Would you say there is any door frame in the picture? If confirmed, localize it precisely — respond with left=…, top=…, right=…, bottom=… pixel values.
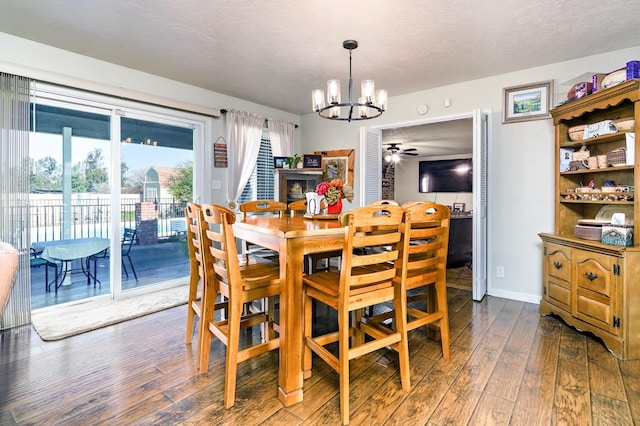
left=362, top=109, right=491, bottom=299
left=31, top=82, right=212, bottom=303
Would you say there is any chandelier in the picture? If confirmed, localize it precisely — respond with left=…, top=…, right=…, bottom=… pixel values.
left=312, top=40, right=387, bottom=122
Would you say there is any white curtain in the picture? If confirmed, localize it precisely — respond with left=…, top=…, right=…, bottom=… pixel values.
left=0, top=72, right=32, bottom=329
left=226, top=110, right=265, bottom=209
left=267, top=118, right=295, bottom=157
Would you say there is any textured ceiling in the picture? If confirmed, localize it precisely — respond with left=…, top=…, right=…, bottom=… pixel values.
left=1, top=0, right=639, bottom=157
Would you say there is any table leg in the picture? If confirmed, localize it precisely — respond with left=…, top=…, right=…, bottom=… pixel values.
left=277, top=237, right=305, bottom=407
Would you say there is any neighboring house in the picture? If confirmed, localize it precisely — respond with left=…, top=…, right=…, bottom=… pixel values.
left=143, top=166, right=178, bottom=202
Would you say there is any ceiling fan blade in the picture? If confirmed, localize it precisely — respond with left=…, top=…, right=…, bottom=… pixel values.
left=402, top=148, right=417, bottom=152
left=402, top=152, right=419, bottom=156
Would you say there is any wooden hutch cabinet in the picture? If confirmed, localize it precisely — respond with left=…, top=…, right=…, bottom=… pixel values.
left=539, top=79, right=640, bottom=359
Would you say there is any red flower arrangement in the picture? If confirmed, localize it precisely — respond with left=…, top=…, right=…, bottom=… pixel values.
left=315, top=178, right=354, bottom=213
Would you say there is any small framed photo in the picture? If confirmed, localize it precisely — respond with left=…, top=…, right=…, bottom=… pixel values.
left=503, top=80, right=553, bottom=123
left=303, top=154, right=322, bottom=169
left=453, top=202, right=465, bottom=213
left=273, top=156, right=288, bottom=169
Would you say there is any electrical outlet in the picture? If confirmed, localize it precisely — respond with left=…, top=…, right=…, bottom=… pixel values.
left=496, top=266, right=505, bottom=278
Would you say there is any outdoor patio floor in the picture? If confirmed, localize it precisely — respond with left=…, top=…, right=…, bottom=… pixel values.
left=30, top=240, right=190, bottom=310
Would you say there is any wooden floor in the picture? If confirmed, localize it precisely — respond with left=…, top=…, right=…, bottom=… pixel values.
left=2, top=286, right=640, bottom=425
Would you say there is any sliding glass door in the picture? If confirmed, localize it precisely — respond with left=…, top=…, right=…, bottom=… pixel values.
left=30, top=83, right=208, bottom=308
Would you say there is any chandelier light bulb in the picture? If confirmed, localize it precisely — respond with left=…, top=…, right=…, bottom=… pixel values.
left=375, top=89, right=387, bottom=111
left=312, top=89, right=325, bottom=111
left=327, top=80, right=341, bottom=105
left=361, top=80, right=375, bottom=104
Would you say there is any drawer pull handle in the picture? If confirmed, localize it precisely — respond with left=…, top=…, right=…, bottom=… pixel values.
left=585, top=272, right=598, bottom=281
left=553, top=261, right=563, bottom=270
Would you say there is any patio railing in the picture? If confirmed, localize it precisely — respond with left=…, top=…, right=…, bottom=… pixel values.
left=29, top=197, right=186, bottom=243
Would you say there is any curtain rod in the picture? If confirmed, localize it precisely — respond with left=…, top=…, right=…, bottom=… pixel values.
left=220, top=109, right=298, bottom=128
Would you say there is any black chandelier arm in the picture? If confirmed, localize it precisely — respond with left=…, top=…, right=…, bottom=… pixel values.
left=315, top=102, right=384, bottom=122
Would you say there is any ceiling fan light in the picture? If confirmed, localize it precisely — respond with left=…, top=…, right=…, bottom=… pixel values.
left=327, top=79, right=341, bottom=105
left=375, top=89, right=387, bottom=111
left=384, top=152, right=392, bottom=162
left=392, top=153, right=400, bottom=162
left=312, top=89, right=325, bottom=111
left=361, top=80, right=375, bottom=104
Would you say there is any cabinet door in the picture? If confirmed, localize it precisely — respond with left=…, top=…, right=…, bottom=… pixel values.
left=543, top=243, right=572, bottom=311
left=573, top=250, right=618, bottom=333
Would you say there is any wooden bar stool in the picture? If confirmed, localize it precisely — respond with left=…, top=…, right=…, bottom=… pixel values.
left=302, top=204, right=411, bottom=425
left=198, top=203, right=281, bottom=408
left=368, top=201, right=452, bottom=360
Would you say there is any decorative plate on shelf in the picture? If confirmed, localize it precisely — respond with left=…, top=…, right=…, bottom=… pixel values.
left=595, top=205, right=634, bottom=224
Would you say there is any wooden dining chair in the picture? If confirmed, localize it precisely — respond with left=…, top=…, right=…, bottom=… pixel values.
left=302, top=204, right=411, bottom=425
left=184, top=202, right=208, bottom=346
left=239, top=199, right=287, bottom=219
left=367, top=202, right=452, bottom=360
left=288, top=198, right=340, bottom=272
left=369, top=199, right=400, bottom=206
left=238, top=200, right=287, bottom=259
left=199, top=203, right=281, bottom=408
left=287, top=198, right=309, bottom=216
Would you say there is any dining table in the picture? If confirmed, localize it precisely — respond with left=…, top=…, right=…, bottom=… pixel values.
left=233, top=213, right=345, bottom=407
left=31, top=237, right=110, bottom=290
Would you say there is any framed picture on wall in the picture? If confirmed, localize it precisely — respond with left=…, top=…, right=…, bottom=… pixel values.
left=303, top=154, right=322, bottom=168
left=314, top=149, right=355, bottom=187
left=273, top=156, right=287, bottom=169
left=453, top=202, right=465, bottom=212
left=502, top=80, right=553, bottom=123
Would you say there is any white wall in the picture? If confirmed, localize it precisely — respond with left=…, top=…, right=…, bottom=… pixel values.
left=0, top=32, right=301, bottom=207
left=4, top=31, right=640, bottom=304
left=302, top=46, right=640, bottom=303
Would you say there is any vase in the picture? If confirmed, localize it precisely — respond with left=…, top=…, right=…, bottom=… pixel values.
left=326, top=199, right=342, bottom=215
left=305, top=192, right=324, bottom=215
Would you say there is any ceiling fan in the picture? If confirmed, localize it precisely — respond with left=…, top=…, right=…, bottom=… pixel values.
left=383, top=142, right=419, bottom=156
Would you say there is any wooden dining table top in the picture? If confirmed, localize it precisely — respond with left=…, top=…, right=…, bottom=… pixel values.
left=233, top=213, right=346, bottom=407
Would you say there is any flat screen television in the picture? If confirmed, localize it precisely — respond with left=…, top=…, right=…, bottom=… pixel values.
left=418, top=158, right=473, bottom=192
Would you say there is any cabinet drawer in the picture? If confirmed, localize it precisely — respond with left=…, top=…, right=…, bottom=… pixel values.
left=576, top=289, right=614, bottom=332
left=575, top=251, right=613, bottom=298
left=547, top=278, right=571, bottom=311
left=546, top=243, right=571, bottom=282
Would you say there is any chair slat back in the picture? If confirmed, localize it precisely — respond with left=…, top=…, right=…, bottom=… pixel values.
left=239, top=200, right=287, bottom=219
left=201, top=204, right=241, bottom=297
left=288, top=199, right=308, bottom=216
left=404, top=202, right=450, bottom=288
left=369, top=199, right=400, bottom=206
left=338, top=205, right=410, bottom=291
left=121, top=228, right=136, bottom=254
left=185, top=202, right=204, bottom=284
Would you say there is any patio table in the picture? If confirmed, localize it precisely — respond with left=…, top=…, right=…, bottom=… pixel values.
left=32, top=238, right=110, bottom=292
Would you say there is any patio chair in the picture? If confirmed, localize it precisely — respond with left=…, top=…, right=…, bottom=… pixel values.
left=91, top=227, right=138, bottom=281
left=30, top=247, right=58, bottom=292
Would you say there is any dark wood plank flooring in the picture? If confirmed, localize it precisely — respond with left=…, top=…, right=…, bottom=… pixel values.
left=2, top=286, right=640, bottom=425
